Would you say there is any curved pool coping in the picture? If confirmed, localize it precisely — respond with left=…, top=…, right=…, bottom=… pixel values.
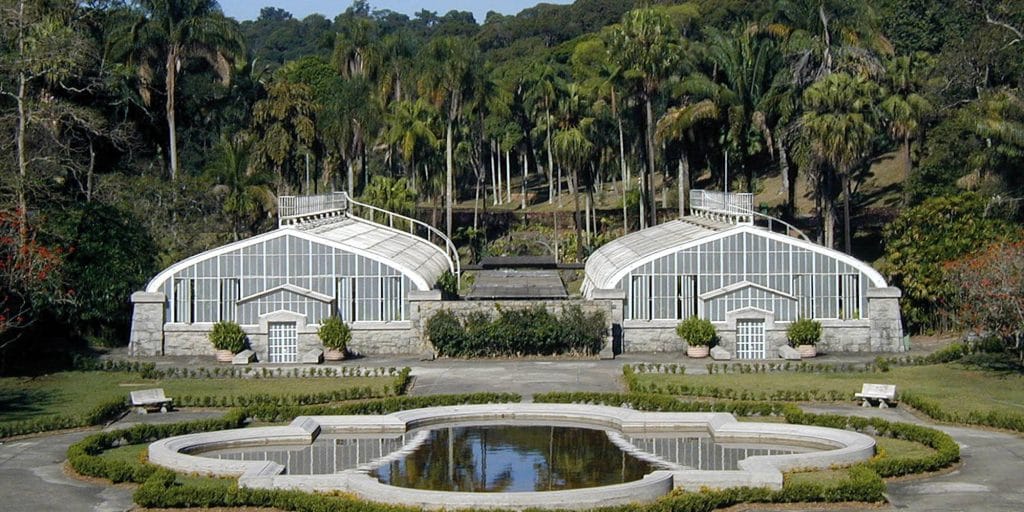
left=148, top=403, right=875, bottom=510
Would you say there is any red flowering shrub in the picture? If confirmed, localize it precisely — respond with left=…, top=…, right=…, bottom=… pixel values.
left=944, top=240, right=1024, bottom=361
left=0, top=210, right=70, bottom=349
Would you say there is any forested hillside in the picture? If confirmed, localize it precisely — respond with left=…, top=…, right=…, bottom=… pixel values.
left=1, top=0, right=1022, bottom=366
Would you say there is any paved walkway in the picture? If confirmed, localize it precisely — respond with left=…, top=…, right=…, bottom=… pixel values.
left=0, top=358, right=1021, bottom=511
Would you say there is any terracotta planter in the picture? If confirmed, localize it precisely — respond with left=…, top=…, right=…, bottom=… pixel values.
left=215, top=349, right=234, bottom=363
left=324, top=348, right=346, bottom=361
left=797, top=344, right=817, bottom=358
left=687, top=345, right=710, bottom=358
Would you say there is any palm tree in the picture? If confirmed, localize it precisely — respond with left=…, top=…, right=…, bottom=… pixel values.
left=361, top=175, right=417, bottom=229
left=607, top=8, right=680, bottom=228
left=880, top=54, right=934, bottom=182
left=205, top=134, right=275, bottom=240
left=772, top=0, right=890, bottom=85
left=420, top=36, right=479, bottom=238
left=553, top=84, right=596, bottom=260
left=800, top=72, right=879, bottom=252
left=526, top=62, right=564, bottom=204
left=385, top=98, right=439, bottom=191
left=115, top=0, right=243, bottom=180
left=657, top=99, right=719, bottom=216
left=250, top=78, right=318, bottom=195
left=974, top=89, right=1024, bottom=181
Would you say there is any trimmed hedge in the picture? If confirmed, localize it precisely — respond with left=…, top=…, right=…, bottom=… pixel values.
left=425, top=304, right=606, bottom=357
left=74, top=391, right=949, bottom=512
left=2, top=366, right=416, bottom=439
left=535, top=392, right=960, bottom=480
left=68, top=409, right=248, bottom=483
left=0, top=398, right=127, bottom=439
left=67, top=393, right=521, bottom=485
left=901, top=391, right=1024, bottom=433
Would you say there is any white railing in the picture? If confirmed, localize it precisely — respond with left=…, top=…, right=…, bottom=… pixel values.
left=690, top=190, right=754, bottom=219
left=689, top=189, right=811, bottom=243
left=278, top=192, right=348, bottom=224
left=345, top=194, right=461, bottom=280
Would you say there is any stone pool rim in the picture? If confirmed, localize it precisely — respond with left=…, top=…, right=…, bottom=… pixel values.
left=148, top=403, right=875, bottom=510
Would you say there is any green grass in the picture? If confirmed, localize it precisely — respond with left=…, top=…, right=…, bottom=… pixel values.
left=0, top=371, right=393, bottom=428
left=633, top=364, right=1024, bottom=420
left=875, top=436, right=937, bottom=460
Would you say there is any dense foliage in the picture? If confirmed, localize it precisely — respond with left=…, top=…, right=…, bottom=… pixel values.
left=425, top=305, right=606, bottom=357
left=880, top=193, right=1021, bottom=331
left=2, top=0, right=1024, bottom=365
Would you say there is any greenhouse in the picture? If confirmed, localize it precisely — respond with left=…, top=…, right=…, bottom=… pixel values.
left=129, top=193, right=458, bottom=361
left=583, top=190, right=904, bottom=357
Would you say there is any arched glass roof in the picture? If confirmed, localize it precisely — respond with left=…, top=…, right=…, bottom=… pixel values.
left=145, top=215, right=452, bottom=293
left=583, top=218, right=888, bottom=297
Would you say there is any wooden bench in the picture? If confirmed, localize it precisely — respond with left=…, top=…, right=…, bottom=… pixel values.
left=854, top=383, right=897, bottom=408
left=130, top=388, right=173, bottom=414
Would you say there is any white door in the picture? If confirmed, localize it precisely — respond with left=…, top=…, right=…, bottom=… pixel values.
left=735, top=319, right=766, bottom=359
left=268, top=322, right=298, bottom=363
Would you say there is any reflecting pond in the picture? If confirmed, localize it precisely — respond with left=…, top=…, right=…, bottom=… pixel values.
left=370, top=425, right=661, bottom=492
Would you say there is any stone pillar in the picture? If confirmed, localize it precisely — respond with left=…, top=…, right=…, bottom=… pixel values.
left=868, top=287, right=905, bottom=352
left=591, top=289, right=625, bottom=358
left=408, top=289, right=443, bottom=357
left=130, top=291, right=166, bottom=356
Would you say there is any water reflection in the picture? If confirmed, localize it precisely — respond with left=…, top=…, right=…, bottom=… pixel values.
left=198, top=435, right=406, bottom=475
left=370, top=425, right=659, bottom=492
left=624, top=435, right=810, bottom=470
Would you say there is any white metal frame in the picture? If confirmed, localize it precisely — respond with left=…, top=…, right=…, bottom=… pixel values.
left=267, top=321, right=298, bottom=363
left=735, top=319, right=766, bottom=360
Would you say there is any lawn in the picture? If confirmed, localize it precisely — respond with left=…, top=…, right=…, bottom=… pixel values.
left=632, top=364, right=1024, bottom=420
left=0, top=371, right=394, bottom=428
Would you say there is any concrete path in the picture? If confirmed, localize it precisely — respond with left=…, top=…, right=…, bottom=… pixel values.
left=1, top=359, right=1021, bottom=511
left=0, top=430, right=134, bottom=512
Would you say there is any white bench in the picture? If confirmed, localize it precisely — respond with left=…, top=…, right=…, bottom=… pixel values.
left=130, top=388, right=173, bottom=414
left=854, top=383, right=897, bottom=408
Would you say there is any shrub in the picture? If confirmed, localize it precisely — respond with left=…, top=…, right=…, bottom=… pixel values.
left=317, top=316, right=350, bottom=351
left=676, top=316, right=716, bottom=346
left=425, top=305, right=606, bottom=357
left=208, top=321, right=246, bottom=353
left=787, top=318, right=822, bottom=346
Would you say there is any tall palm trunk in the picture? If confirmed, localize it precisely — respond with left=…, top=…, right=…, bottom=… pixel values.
left=678, top=153, right=690, bottom=219
left=445, top=113, right=454, bottom=238
left=166, top=45, right=179, bottom=180
left=546, top=105, right=554, bottom=203
left=842, top=171, right=852, bottom=254
left=644, top=96, right=657, bottom=227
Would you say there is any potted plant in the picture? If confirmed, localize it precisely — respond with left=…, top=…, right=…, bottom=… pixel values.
left=209, top=321, right=247, bottom=363
left=319, top=316, right=351, bottom=361
left=676, top=316, right=716, bottom=358
left=787, top=318, right=822, bottom=358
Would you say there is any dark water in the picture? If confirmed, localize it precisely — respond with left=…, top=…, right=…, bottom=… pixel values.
left=369, top=425, right=660, bottom=492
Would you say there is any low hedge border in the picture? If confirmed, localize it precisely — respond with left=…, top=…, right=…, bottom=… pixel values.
left=533, top=392, right=959, bottom=478
left=2, top=367, right=416, bottom=439
left=75, top=392, right=916, bottom=512
left=67, top=392, right=520, bottom=484
left=626, top=365, right=1024, bottom=433
left=0, top=398, right=127, bottom=439
left=132, top=464, right=885, bottom=511
left=72, top=356, right=411, bottom=380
